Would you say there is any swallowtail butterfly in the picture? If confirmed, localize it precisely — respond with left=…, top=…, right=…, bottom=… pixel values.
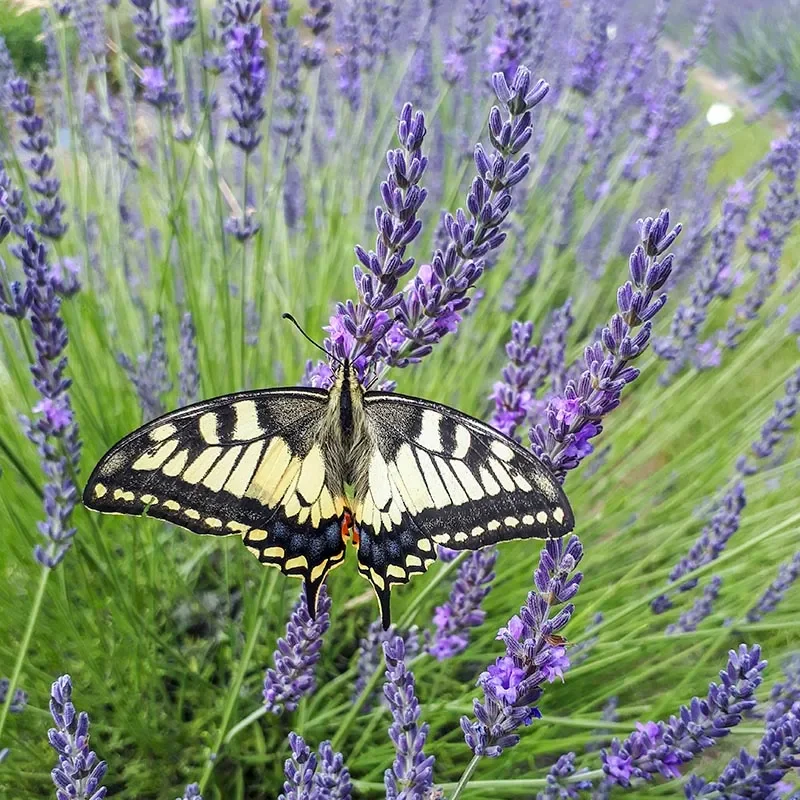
left=83, top=360, right=574, bottom=627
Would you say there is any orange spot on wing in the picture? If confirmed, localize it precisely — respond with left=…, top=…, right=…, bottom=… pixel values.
left=340, top=510, right=360, bottom=546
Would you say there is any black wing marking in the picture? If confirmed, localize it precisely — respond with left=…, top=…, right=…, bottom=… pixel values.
left=355, top=391, right=575, bottom=627
left=83, top=388, right=347, bottom=613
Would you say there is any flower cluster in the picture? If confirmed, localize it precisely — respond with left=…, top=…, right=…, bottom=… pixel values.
left=272, top=0, right=307, bottom=159
left=176, top=784, right=202, bottom=800
left=325, top=101, right=429, bottom=380
left=746, top=552, right=800, bottom=623
left=48, top=675, right=108, bottom=800
left=223, top=0, right=267, bottom=151
left=737, top=366, right=800, bottom=475
left=461, top=537, right=582, bottom=757
left=131, top=0, right=180, bottom=111
left=768, top=654, right=800, bottom=724
left=301, top=0, right=332, bottom=68
left=532, top=210, right=681, bottom=481
left=178, top=311, right=200, bottom=406
left=651, top=482, right=746, bottom=612
left=665, top=575, right=722, bottom=635
left=263, top=585, right=331, bottom=714
left=601, top=644, right=766, bottom=787
left=279, top=733, right=351, bottom=800
left=686, top=704, right=800, bottom=798
left=723, top=118, right=800, bottom=347
left=569, top=0, right=612, bottom=97
left=14, top=227, right=82, bottom=568
left=655, top=181, right=753, bottom=380
left=165, top=0, right=196, bottom=43
left=352, top=620, right=419, bottom=706
left=443, top=0, right=489, bottom=84
left=119, top=314, right=172, bottom=422
left=537, top=752, right=593, bottom=800
left=429, top=545, right=497, bottom=660
left=383, top=636, right=435, bottom=798
left=8, top=78, right=67, bottom=240
left=384, top=68, right=549, bottom=371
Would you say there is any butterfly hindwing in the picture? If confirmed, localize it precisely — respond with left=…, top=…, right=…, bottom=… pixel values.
left=354, top=392, right=574, bottom=625
left=83, top=388, right=348, bottom=612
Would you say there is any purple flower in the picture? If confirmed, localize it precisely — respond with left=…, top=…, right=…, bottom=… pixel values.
left=323, top=102, right=429, bottom=379
left=178, top=311, right=200, bottom=405
left=352, top=620, right=419, bottom=706
left=746, top=552, right=800, bottom=623
left=665, top=576, right=722, bottom=635
left=8, top=78, right=68, bottom=240
left=336, top=7, right=361, bottom=110
left=737, top=367, right=800, bottom=475
left=166, top=0, right=196, bottom=43
left=722, top=118, right=800, bottom=348
left=461, top=537, right=583, bottom=757
left=278, top=734, right=351, bottom=800
left=691, top=705, right=800, bottom=798
left=48, top=675, right=108, bottom=800
left=655, top=181, right=753, bottom=381
left=280, top=733, right=316, bottom=800
left=652, top=482, right=746, bottom=612
left=223, top=0, right=267, bottom=155
left=383, top=636, right=435, bottom=799
left=272, top=0, right=307, bottom=159
left=768, top=654, right=800, bottom=725
left=131, top=0, right=180, bottom=111
left=488, top=0, right=538, bottom=83
left=314, top=740, right=352, bottom=800
left=75, top=0, right=106, bottom=68
left=532, top=210, right=681, bottom=482
left=428, top=546, right=497, bottom=660
left=263, top=585, right=331, bottom=714
left=536, top=752, right=592, bottom=800
left=443, top=0, right=489, bottom=84
left=601, top=645, right=767, bottom=787
left=302, top=0, right=332, bottom=68
left=176, top=784, right=202, bottom=800
left=384, top=68, right=549, bottom=371
left=569, top=0, right=612, bottom=97
left=119, top=314, right=172, bottom=422
left=12, top=226, right=82, bottom=568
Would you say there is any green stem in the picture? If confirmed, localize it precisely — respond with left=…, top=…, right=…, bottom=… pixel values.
left=0, top=566, right=49, bottom=742
left=449, top=753, right=481, bottom=800
left=198, top=569, right=276, bottom=792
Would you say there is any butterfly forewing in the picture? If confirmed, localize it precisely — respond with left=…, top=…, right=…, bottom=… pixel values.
left=353, top=392, right=574, bottom=626
left=83, top=388, right=348, bottom=612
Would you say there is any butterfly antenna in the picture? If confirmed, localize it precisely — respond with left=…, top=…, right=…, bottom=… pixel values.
left=282, top=313, right=342, bottom=365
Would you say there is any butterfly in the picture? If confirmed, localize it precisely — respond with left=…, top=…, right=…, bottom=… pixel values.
left=83, top=358, right=575, bottom=628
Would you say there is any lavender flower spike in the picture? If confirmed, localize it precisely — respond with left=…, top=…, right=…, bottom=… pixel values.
left=14, top=227, right=82, bottom=568
left=326, top=102, right=429, bottom=380
left=461, top=537, right=583, bottom=758
left=737, top=366, right=800, bottom=476
left=746, top=552, right=800, bottom=623
left=429, top=546, right=497, bottom=660
left=601, top=645, right=767, bottom=787
left=176, top=784, right=202, bottom=800
left=536, top=752, right=592, bottom=800
left=687, top=704, right=800, bottom=798
left=280, top=732, right=317, bottom=800
left=383, top=636, right=435, bottom=799
left=178, top=311, right=200, bottom=406
left=352, top=621, right=419, bottom=705
left=665, top=576, right=722, bottom=635
left=314, top=741, right=352, bottom=800
left=8, top=78, right=67, bottom=240
left=386, top=67, right=549, bottom=371
left=652, top=482, right=746, bottom=612
left=48, top=675, right=108, bottom=800
left=532, top=210, right=681, bottom=482
left=264, top=585, right=331, bottom=714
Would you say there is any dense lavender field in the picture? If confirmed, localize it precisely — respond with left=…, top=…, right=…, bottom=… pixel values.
left=1, top=0, right=800, bottom=798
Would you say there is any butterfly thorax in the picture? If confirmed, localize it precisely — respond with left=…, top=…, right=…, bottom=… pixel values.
left=321, top=360, right=372, bottom=495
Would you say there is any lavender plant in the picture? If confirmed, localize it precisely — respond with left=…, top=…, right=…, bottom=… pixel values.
left=1, top=4, right=800, bottom=799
